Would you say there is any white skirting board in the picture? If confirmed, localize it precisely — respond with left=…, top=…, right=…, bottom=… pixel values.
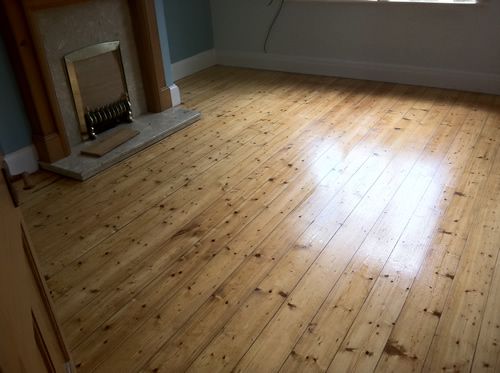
left=4, top=86, right=180, bottom=177
left=169, top=84, right=182, bottom=106
left=4, top=145, right=39, bottom=175
left=217, top=50, right=500, bottom=96
left=172, top=49, right=217, bottom=81
left=10, top=49, right=498, bottom=176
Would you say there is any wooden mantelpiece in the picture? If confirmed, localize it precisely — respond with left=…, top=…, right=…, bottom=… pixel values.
left=0, top=0, right=69, bottom=163
left=0, top=0, right=172, bottom=164
left=129, top=0, right=173, bottom=113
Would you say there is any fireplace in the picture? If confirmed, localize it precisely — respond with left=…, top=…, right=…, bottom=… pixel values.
left=1, top=0, right=200, bottom=180
left=64, top=41, right=133, bottom=140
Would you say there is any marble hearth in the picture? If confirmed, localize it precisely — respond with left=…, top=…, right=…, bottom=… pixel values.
left=5, top=0, right=200, bottom=180
left=41, top=107, right=200, bottom=180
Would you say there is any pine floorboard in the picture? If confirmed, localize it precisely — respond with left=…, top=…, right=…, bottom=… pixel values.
left=17, top=66, right=500, bottom=373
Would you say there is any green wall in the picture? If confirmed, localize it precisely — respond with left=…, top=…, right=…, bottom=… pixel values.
left=164, top=0, right=214, bottom=63
left=0, top=36, right=32, bottom=154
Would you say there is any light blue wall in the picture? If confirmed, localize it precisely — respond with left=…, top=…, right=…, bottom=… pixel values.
left=0, top=2, right=209, bottom=155
left=156, top=0, right=175, bottom=86
left=163, top=0, right=214, bottom=63
left=0, top=37, right=32, bottom=155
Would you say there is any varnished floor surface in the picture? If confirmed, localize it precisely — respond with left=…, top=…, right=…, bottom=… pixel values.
left=19, top=67, right=500, bottom=372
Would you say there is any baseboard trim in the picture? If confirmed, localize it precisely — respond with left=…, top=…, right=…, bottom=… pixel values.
left=169, top=84, right=182, bottom=106
left=217, top=51, right=500, bottom=95
left=4, top=145, right=39, bottom=175
left=172, top=49, right=217, bottom=81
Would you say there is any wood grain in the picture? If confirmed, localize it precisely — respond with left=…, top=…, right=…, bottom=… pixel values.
left=80, top=128, right=139, bottom=158
left=19, top=67, right=500, bottom=373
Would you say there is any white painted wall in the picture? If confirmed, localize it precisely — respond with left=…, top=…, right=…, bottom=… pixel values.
left=210, top=0, right=500, bottom=94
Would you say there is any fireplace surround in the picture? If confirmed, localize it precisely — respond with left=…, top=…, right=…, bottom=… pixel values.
left=1, top=0, right=200, bottom=179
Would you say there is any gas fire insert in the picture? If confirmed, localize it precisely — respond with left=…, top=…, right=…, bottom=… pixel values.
left=65, top=41, right=132, bottom=141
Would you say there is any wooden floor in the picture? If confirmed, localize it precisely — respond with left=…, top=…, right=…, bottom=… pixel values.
left=18, top=67, right=500, bottom=373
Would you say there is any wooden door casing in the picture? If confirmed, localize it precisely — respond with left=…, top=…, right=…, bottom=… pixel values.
left=0, top=169, right=73, bottom=373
